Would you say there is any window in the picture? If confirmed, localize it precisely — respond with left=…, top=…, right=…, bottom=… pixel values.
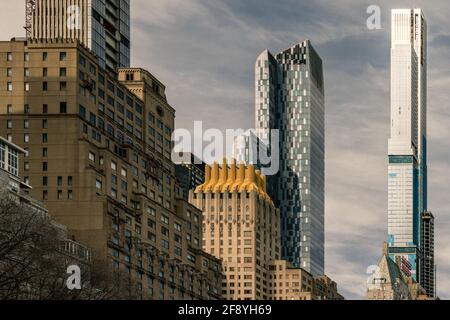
left=42, top=82, right=48, bottom=91
left=7, top=52, right=12, bottom=61
left=121, top=167, right=127, bottom=177
left=57, top=176, right=63, bottom=186
left=43, top=104, right=48, bottom=114
left=79, top=105, right=86, bottom=119
left=58, top=190, right=63, bottom=200
left=24, top=83, right=30, bottom=91
left=42, top=134, right=48, bottom=143
left=60, top=81, right=67, bottom=91
left=161, top=215, right=169, bottom=225
left=7, top=120, right=12, bottom=129
left=88, top=151, right=96, bottom=162
left=7, top=104, right=12, bottom=114
left=111, top=188, right=117, bottom=198
left=6, top=68, right=12, bottom=77
left=148, top=232, right=156, bottom=242
left=187, top=254, right=196, bottom=263
left=7, top=82, right=12, bottom=91
left=106, top=108, right=114, bottom=119
left=161, top=227, right=169, bottom=237
left=161, top=239, right=169, bottom=250
left=60, top=52, right=67, bottom=61
left=96, top=179, right=102, bottom=190
left=68, top=176, right=73, bottom=186
left=135, top=102, right=143, bottom=114
left=98, top=73, right=105, bottom=85
left=107, top=95, right=115, bottom=106
left=60, top=102, right=67, bottom=113
left=60, top=68, right=67, bottom=77
left=24, top=134, right=30, bottom=143
left=24, top=68, right=30, bottom=77
left=43, top=68, right=48, bottom=77
left=43, top=176, right=48, bottom=186
left=42, top=148, right=48, bottom=157
left=111, top=161, right=117, bottom=171
left=42, top=119, right=48, bottom=129
left=24, top=104, right=30, bottom=114
left=147, top=206, right=156, bottom=217
left=24, top=53, right=29, bottom=61
left=68, top=190, right=73, bottom=200
left=42, top=162, right=48, bottom=172
left=43, top=190, right=48, bottom=200
left=23, top=120, right=29, bottom=129
left=89, top=63, right=96, bottom=75
left=117, top=88, right=124, bottom=100
left=89, top=113, right=96, bottom=125
left=174, top=222, right=182, bottom=232
left=42, top=52, right=48, bottom=61
left=107, top=81, right=115, bottom=93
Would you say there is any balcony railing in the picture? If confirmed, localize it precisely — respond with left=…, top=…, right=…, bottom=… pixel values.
left=60, top=240, right=92, bottom=264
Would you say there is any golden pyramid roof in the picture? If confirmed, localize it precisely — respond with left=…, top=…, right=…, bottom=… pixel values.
left=194, top=159, right=273, bottom=204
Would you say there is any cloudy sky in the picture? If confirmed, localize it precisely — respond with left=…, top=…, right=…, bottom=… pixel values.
left=1, top=0, right=449, bottom=299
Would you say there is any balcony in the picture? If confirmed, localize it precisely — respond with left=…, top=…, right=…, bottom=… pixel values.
left=60, top=240, right=92, bottom=264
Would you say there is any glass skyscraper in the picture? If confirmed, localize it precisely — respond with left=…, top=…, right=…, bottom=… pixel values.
left=388, top=9, right=428, bottom=285
left=255, top=40, right=325, bottom=275
left=31, top=0, right=130, bottom=74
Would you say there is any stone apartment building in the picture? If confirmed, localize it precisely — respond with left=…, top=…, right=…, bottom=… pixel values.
left=190, top=160, right=343, bottom=300
left=0, top=38, right=221, bottom=300
left=190, top=160, right=280, bottom=300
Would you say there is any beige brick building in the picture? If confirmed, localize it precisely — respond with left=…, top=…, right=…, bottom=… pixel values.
left=269, top=260, right=314, bottom=300
left=190, top=160, right=280, bottom=300
left=190, top=160, right=343, bottom=300
left=0, top=38, right=221, bottom=300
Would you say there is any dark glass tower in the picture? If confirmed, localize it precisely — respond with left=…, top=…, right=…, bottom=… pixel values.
left=255, top=40, right=325, bottom=275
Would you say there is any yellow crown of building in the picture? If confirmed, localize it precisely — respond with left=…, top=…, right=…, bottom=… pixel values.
left=194, top=159, right=272, bottom=204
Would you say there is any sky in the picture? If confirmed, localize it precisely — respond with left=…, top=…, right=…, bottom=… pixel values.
left=1, top=0, right=449, bottom=299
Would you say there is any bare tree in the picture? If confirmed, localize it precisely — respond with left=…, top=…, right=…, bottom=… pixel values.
left=0, top=196, right=136, bottom=300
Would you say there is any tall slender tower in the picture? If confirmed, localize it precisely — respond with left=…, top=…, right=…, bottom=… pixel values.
left=388, top=9, right=428, bottom=285
left=29, top=0, right=131, bottom=74
left=255, top=40, right=325, bottom=275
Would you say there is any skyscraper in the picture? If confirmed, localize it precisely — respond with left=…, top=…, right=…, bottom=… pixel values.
left=255, top=40, right=325, bottom=275
left=420, top=211, right=435, bottom=298
left=30, top=0, right=130, bottom=74
left=388, top=9, right=428, bottom=285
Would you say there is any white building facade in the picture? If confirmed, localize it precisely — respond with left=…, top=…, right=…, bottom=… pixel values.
left=388, top=9, right=428, bottom=285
